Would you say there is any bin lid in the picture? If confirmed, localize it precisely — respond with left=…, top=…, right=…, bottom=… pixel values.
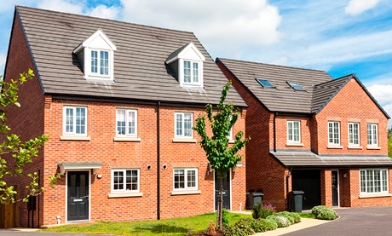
left=252, top=192, right=264, bottom=196
left=291, top=190, right=304, bottom=194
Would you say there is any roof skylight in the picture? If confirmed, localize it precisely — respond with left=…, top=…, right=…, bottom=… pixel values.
left=256, top=79, right=274, bottom=87
left=287, top=82, right=305, bottom=91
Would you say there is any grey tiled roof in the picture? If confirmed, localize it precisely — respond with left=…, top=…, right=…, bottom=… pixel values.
left=217, top=58, right=333, bottom=113
left=271, top=151, right=392, bottom=167
left=15, top=6, right=246, bottom=107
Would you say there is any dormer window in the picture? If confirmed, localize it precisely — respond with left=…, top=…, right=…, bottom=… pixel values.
left=73, top=29, right=116, bottom=81
left=166, top=42, right=205, bottom=87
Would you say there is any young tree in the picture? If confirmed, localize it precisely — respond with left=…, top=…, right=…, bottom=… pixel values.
left=388, top=127, right=392, bottom=157
left=193, top=81, right=249, bottom=230
left=0, top=69, right=50, bottom=204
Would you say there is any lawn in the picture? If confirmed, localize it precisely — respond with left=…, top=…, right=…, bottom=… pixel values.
left=41, top=212, right=252, bottom=236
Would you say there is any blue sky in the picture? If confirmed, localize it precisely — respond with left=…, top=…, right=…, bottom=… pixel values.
left=0, top=0, right=391, bottom=126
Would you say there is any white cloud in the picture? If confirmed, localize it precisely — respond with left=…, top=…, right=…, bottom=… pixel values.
left=0, top=52, right=6, bottom=75
left=37, top=0, right=84, bottom=14
left=120, top=0, right=281, bottom=51
left=345, top=0, right=380, bottom=15
left=88, top=4, right=121, bottom=20
left=367, top=84, right=392, bottom=105
left=383, top=103, right=392, bottom=127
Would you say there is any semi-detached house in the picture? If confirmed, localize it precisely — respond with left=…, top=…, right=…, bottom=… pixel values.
left=217, top=58, right=392, bottom=211
left=3, top=6, right=247, bottom=227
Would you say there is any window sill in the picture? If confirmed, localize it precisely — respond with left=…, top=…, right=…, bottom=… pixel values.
left=358, top=193, right=391, bottom=199
left=60, top=136, right=91, bottom=141
left=171, top=190, right=201, bottom=195
left=348, top=146, right=362, bottom=149
left=108, top=192, right=143, bottom=198
left=367, top=146, right=381, bottom=150
left=172, top=138, right=197, bottom=143
left=229, top=140, right=234, bottom=144
left=327, top=145, right=343, bottom=149
left=113, top=137, right=141, bottom=142
left=286, top=143, right=304, bottom=147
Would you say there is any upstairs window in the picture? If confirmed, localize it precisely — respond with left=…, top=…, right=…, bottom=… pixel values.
left=166, top=42, right=205, bottom=87
left=63, top=107, right=87, bottom=136
left=328, top=121, right=340, bottom=145
left=287, top=82, right=305, bottom=91
left=175, top=112, right=193, bottom=139
left=287, top=121, right=300, bottom=143
left=256, top=79, right=274, bottom=87
left=91, top=50, right=109, bottom=75
left=116, top=109, right=137, bottom=137
left=348, top=122, right=360, bottom=146
left=73, top=29, right=116, bottom=81
left=367, top=124, right=378, bottom=146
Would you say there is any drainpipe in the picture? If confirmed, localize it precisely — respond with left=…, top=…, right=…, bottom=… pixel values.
left=273, top=112, right=277, bottom=152
left=157, top=101, right=161, bottom=220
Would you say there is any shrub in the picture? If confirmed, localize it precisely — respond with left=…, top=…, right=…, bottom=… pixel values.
left=266, top=215, right=291, bottom=227
left=258, top=218, right=278, bottom=231
left=252, top=202, right=276, bottom=219
left=291, top=212, right=301, bottom=223
left=317, top=209, right=337, bottom=220
left=222, top=208, right=229, bottom=226
left=311, top=205, right=337, bottom=220
left=311, top=205, right=330, bottom=216
left=223, top=218, right=255, bottom=236
left=206, top=221, right=216, bottom=236
left=275, top=211, right=294, bottom=224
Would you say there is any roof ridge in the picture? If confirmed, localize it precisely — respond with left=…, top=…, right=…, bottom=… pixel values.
left=217, top=57, right=328, bottom=73
left=314, top=74, right=351, bottom=87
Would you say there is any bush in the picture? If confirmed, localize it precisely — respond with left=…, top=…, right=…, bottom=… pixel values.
left=266, top=215, right=291, bottom=227
left=291, top=212, right=302, bottom=223
left=311, top=205, right=337, bottom=220
left=258, top=218, right=278, bottom=231
left=252, top=202, right=276, bottom=219
left=275, top=211, right=294, bottom=224
left=223, top=218, right=255, bottom=236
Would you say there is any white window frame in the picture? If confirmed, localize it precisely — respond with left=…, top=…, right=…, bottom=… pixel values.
left=328, top=121, right=340, bottom=145
left=173, top=168, right=198, bottom=191
left=116, top=109, right=137, bottom=137
left=367, top=123, right=378, bottom=146
left=63, top=106, right=87, bottom=136
left=360, top=169, right=388, bottom=194
left=174, top=112, right=193, bottom=139
left=111, top=169, right=140, bottom=193
left=348, top=122, right=360, bottom=146
left=90, top=50, right=110, bottom=76
left=179, top=59, right=203, bottom=87
left=287, top=120, right=301, bottom=143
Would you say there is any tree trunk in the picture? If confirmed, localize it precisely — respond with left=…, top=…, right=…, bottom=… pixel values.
left=217, top=176, right=224, bottom=231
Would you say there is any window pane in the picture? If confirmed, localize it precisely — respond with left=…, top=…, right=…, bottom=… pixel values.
left=193, top=63, right=199, bottom=83
left=367, top=124, right=372, bottom=145
left=91, top=51, right=98, bottom=73
left=360, top=170, right=366, bottom=193
left=174, top=169, right=185, bottom=189
left=176, top=114, right=183, bottom=136
left=184, top=114, right=192, bottom=137
left=100, top=51, right=109, bottom=75
left=293, top=121, right=299, bottom=142
left=184, top=61, right=191, bottom=83
left=117, top=110, right=126, bottom=135
left=66, top=108, right=73, bottom=133
left=373, top=125, right=377, bottom=145
left=126, top=170, right=138, bottom=191
left=366, top=170, right=373, bottom=193
left=113, top=171, right=124, bottom=190
left=288, top=122, right=293, bottom=141
left=76, top=108, right=86, bottom=134
left=128, top=111, right=136, bottom=135
left=382, top=170, right=388, bottom=191
left=187, top=170, right=196, bottom=188
left=328, top=123, right=333, bottom=143
left=80, top=174, right=86, bottom=197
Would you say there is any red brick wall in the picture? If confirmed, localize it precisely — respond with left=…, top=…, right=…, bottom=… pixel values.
left=274, top=116, right=311, bottom=150
left=314, top=78, right=389, bottom=155
left=2, top=15, right=45, bottom=228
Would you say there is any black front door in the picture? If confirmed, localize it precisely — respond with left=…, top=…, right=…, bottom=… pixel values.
left=67, top=171, right=89, bottom=221
left=215, top=171, right=231, bottom=210
left=332, top=171, right=339, bottom=206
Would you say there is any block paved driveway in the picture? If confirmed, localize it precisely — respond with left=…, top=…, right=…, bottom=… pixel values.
left=284, top=206, right=392, bottom=236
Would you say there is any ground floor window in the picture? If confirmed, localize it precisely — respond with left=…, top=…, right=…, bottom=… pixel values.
left=173, top=168, right=198, bottom=190
left=111, top=169, right=139, bottom=192
left=360, top=169, right=388, bottom=194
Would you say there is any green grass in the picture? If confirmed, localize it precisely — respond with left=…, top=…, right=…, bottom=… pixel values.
left=298, top=212, right=315, bottom=219
left=41, top=212, right=252, bottom=236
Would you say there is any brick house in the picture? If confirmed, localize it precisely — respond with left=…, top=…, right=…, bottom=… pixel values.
left=217, top=58, right=392, bottom=211
left=2, top=6, right=247, bottom=227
